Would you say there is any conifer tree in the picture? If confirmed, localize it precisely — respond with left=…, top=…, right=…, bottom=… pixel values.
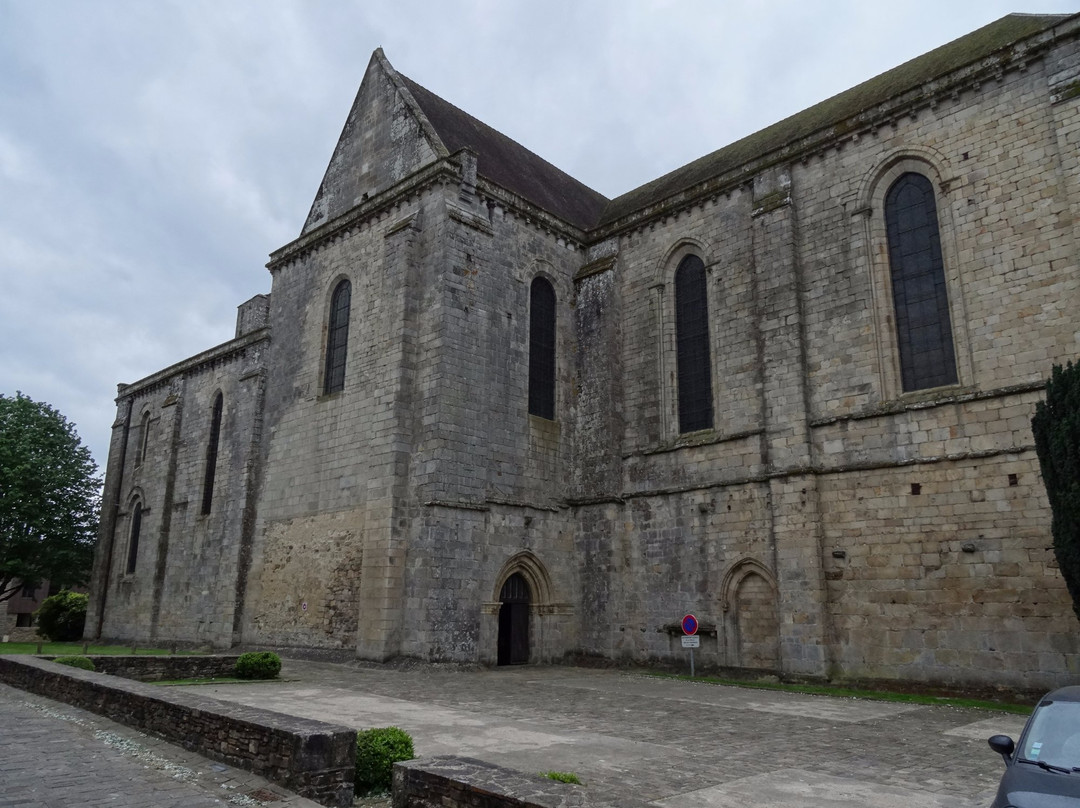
left=1032, top=362, right=1080, bottom=624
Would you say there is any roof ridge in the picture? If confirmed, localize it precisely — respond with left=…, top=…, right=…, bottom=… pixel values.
left=597, top=11, right=1076, bottom=228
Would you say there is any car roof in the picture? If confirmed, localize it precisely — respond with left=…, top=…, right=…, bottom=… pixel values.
left=1041, top=686, right=1080, bottom=704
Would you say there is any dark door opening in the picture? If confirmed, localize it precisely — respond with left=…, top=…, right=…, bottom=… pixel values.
left=497, top=572, right=530, bottom=666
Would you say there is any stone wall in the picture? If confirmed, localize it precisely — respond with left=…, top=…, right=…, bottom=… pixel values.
left=87, top=330, right=268, bottom=649
left=566, top=25, right=1080, bottom=689
left=0, top=655, right=354, bottom=807
left=393, top=756, right=641, bottom=808
left=46, top=653, right=242, bottom=682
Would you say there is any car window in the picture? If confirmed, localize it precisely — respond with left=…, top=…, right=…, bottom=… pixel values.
left=1022, top=701, right=1080, bottom=768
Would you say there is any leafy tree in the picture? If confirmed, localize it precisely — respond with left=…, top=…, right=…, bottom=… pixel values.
left=0, top=392, right=100, bottom=603
left=1032, top=362, right=1080, bottom=624
left=36, top=591, right=89, bottom=641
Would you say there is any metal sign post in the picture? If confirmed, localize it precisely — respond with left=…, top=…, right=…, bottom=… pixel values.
left=681, top=614, right=699, bottom=677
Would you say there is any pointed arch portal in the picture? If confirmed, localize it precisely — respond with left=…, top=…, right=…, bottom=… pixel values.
left=497, top=572, right=531, bottom=665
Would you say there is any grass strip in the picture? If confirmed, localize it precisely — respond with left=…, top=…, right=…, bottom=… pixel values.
left=640, top=671, right=1034, bottom=715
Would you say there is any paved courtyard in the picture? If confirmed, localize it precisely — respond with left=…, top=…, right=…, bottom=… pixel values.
left=196, top=659, right=1027, bottom=807
left=0, top=681, right=321, bottom=808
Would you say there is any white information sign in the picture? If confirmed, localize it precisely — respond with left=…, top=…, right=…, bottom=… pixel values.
left=681, top=635, right=700, bottom=648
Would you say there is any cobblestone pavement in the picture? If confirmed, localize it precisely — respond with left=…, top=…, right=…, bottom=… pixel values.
left=0, top=682, right=323, bottom=808
left=196, top=660, right=1030, bottom=808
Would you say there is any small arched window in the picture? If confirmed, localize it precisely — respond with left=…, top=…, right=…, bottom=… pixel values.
left=201, top=393, right=223, bottom=515
left=528, top=277, right=556, bottom=420
left=675, top=255, right=713, bottom=433
left=884, top=173, right=958, bottom=391
left=126, top=501, right=142, bottom=575
left=324, top=280, right=352, bottom=395
left=137, top=410, right=151, bottom=466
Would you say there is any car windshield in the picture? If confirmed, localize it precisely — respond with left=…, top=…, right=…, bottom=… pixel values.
left=1021, top=700, right=1080, bottom=770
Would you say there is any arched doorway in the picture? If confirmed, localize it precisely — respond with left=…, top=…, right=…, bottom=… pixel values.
left=720, top=558, right=780, bottom=671
left=497, top=572, right=530, bottom=665
left=733, top=571, right=779, bottom=669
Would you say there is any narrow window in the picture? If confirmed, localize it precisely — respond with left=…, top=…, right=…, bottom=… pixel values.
left=675, top=255, right=713, bottom=432
left=884, top=173, right=958, bottom=391
left=137, top=410, right=151, bottom=466
left=528, top=277, right=556, bottom=419
left=126, top=501, right=142, bottom=575
left=201, top=393, right=223, bottom=515
left=324, top=280, right=352, bottom=394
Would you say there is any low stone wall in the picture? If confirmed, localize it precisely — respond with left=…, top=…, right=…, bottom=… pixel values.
left=393, top=757, right=602, bottom=808
left=0, top=655, right=355, bottom=807
left=44, top=653, right=241, bottom=682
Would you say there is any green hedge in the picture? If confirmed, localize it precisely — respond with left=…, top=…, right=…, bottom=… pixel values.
left=234, top=651, right=281, bottom=680
left=355, top=726, right=414, bottom=793
left=54, top=655, right=95, bottom=671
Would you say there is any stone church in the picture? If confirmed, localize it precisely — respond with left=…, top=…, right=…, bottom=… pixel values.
left=88, top=12, right=1080, bottom=692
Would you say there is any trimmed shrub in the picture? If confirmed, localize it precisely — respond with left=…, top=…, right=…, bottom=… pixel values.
left=234, top=651, right=281, bottom=680
left=35, top=591, right=88, bottom=641
left=355, top=726, right=414, bottom=793
left=543, top=771, right=583, bottom=785
left=54, top=656, right=95, bottom=671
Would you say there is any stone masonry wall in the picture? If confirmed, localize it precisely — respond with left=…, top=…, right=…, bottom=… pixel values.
left=576, top=34, right=1080, bottom=687
left=89, top=333, right=267, bottom=649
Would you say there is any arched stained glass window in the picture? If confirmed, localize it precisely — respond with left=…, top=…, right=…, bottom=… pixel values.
left=126, top=501, right=142, bottom=575
left=324, top=280, right=352, bottom=395
left=675, top=255, right=713, bottom=433
left=528, top=277, right=556, bottom=420
left=201, top=393, right=223, bottom=515
left=885, top=173, right=958, bottom=392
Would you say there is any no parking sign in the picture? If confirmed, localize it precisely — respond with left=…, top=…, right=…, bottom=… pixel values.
left=681, top=614, right=698, bottom=635
left=681, top=614, right=699, bottom=677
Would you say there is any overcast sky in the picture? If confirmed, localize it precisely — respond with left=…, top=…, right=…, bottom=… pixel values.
left=1, top=0, right=1076, bottom=470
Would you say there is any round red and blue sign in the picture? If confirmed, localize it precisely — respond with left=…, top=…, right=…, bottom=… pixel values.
left=681, top=614, right=698, bottom=636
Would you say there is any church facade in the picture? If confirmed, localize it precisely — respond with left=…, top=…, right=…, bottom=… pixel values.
left=88, top=13, right=1080, bottom=692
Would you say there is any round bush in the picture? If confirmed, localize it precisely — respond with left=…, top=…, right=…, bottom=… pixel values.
left=355, top=726, right=414, bottom=793
left=234, top=651, right=281, bottom=679
left=54, top=656, right=95, bottom=671
left=35, top=591, right=88, bottom=642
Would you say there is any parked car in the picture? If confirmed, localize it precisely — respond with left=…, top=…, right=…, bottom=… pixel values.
left=988, top=686, right=1080, bottom=807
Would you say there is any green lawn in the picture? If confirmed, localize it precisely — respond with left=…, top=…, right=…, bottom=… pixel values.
left=642, top=671, right=1034, bottom=714
left=0, top=641, right=199, bottom=656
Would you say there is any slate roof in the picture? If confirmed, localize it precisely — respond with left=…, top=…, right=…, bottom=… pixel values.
left=598, top=13, right=1071, bottom=227
left=400, top=76, right=610, bottom=231
left=394, top=13, right=1071, bottom=234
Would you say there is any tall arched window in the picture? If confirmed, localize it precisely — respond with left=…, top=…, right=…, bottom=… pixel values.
left=201, top=393, right=223, bottom=515
left=137, top=410, right=151, bottom=466
left=528, top=277, right=556, bottom=420
left=324, top=279, right=352, bottom=395
left=675, top=255, right=713, bottom=433
left=126, top=501, right=142, bottom=575
left=884, top=173, right=958, bottom=391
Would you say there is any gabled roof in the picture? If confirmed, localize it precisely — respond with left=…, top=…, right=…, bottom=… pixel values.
left=399, top=75, right=609, bottom=231
left=598, top=12, right=1071, bottom=227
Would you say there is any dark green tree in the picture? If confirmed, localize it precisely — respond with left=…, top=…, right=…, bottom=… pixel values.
left=1032, top=362, right=1080, bottom=624
left=0, top=393, right=100, bottom=603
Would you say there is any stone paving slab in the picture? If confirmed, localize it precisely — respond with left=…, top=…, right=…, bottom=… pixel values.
left=0, top=682, right=324, bottom=808
left=194, top=660, right=1027, bottom=807
left=653, top=770, right=979, bottom=808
